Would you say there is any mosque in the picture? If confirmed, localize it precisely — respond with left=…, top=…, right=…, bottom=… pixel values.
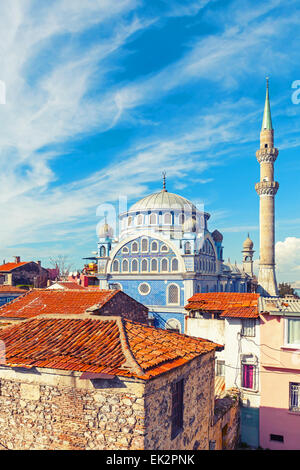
left=85, top=79, right=278, bottom=333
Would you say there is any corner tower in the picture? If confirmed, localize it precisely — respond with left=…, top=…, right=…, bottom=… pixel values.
left=255, top=78, right=279, bottom=296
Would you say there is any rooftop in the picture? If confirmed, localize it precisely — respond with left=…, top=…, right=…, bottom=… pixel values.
left=48, top=281, right=86, bottom=290
left=260, top=296, right=300, bottom=315
left=185, top=293, right=260, bottom=318
left=0, top=262, right=29, bottom=272
left=0, top=289, right=120, bottom=319
left=0, top=315, right=223, bottom=379
left=0, top=286, right=29, bottom=293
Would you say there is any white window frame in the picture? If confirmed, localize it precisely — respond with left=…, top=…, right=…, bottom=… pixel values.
left=127, top=216, right=133, bottom=227
left=151, top=240, right=159, bottom=252
left=122, top=259, right=129, bottom=272
left=164, top=212, right=172, bottom=225
left=141, top=238, right=149, bottom=253
left=167, top=283, right=180, bottom=306
left=161, top=244, right=169, bottom=253
left=141, top=259, right=148, bottom=273
left=131, top=258, right=139, bottom=272
left=171, top=258, right=179, bottom=272
left=112, top=259, right=119, bottom=273
left=149, top=213, right=157, bottom=225
left=150, top=258, right=158, bottom=272
left=136, top=214, right=143, bottom=225
left=161, top=258, right=169, bottom=272
left=138, top=282, right=151, bottom=296
left=241, top=319, right=256, bottom=337
left=122, top=246, right=129, bottom=254
left=284, top=317, right=300, bottom=348
left=131, top=241, right=139, bottom=253
left=165, top=318, right=181, bottom=333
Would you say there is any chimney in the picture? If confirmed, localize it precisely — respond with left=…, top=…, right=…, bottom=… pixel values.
left=14, top=256, right=20, bottom=264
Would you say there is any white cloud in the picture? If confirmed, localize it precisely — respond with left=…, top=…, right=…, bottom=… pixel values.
left=275, top=237, right=300, bottom=281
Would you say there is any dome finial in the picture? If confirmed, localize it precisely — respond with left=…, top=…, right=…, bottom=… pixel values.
left=162, top=171, right=167, bottom=192
left=262, top=76, right=273, bottom=130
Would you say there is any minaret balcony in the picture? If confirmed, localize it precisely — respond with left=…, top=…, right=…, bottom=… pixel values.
left=255, top=181, right=279, bottom=196
left=256, top=147, right=278, bottom=163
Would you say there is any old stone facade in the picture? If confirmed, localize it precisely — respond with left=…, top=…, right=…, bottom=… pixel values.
left=92, top=290, right=149, bottom=324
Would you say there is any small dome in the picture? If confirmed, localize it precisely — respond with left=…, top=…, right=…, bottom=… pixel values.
left=98, top=222, right=113, bottom=239
left=129, top=190, right=197, bottom=212
left=212, top=230, right=223, bottom=243
left=243, top=234, right=254, bottom=250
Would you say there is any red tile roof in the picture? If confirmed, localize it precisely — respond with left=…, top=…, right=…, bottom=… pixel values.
left=0, top=316, right=222, bottom=379
left=0, top=289, right=120, bottom=319
left=185, top=293, right=260, bottom=318
left=49, top=281, right=86, bottom=290
left=0, top=262, right=29, bottom=272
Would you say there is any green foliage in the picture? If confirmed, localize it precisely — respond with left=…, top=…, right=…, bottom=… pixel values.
left=278, top=282, right=299, bottom=298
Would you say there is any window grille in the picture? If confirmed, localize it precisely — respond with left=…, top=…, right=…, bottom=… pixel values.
left=139, top=283, right=150, bottom=295
left=141, top=259, right=148, bottom=272
left=151, top=259, right=158, bottom=271
left=290, top=383, right=300, bottom=412
left=141, top=238, right=148, bottom=252
left=171, top=379, right=184, bottom=440
left=161, top=259, right=168, bottom=272
left=122, top=260, right=129, bottom=272
left=132, top=260, right=138, bottom=272
left=168, top=284, right=179, bottom=304
left=172, top=258, right=179, bottom=272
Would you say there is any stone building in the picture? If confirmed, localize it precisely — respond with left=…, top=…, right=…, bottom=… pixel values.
left=0, top=313, right=240, bottom=450
left=0, top=289, right=149, bottom=326
left=0, top=257, right=49, bottom=289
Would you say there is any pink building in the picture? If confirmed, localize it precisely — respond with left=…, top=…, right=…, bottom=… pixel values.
left=259, top=296, right=300, bottom=449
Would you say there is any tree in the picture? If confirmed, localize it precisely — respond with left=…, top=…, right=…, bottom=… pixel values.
left=278, top=282, right=299, bottom=298
left=49, top=255, right=74, bottom=281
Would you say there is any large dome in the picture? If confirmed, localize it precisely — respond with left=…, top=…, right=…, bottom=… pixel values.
left=129, top=190, right=197, bottom=212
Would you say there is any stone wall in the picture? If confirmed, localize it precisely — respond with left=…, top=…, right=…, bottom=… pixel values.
left=209, top=389, right=240, bottom=450
left=144, top=351, right=215, bottom=450
left=0, top=372, right=146, bottom=450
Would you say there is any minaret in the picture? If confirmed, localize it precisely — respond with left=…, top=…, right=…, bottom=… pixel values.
left=255, top=78, right=279, bottom=296
left=242, top=234, right=255, bottom=277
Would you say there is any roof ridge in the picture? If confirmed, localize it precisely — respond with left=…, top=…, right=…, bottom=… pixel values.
left=116, top=317, right=145, bottom=376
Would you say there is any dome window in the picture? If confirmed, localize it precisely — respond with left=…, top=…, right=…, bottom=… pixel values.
left=128, top=216, right=133, bottom=227
left=164, top=213, right=172, bottom=224
left=161, top=244, right=169, bottom=253
left=179, top=213, right=185, bottom=225
left=151, top=241, right=158, bottom=252
left=132, top=259, right=138, bottom=272
left=171, top=258, right=179, bottom=272
left=131, top=241, right=139, bottom=253
left=137, top=214, right=143, bottom=225
left=151, top=259, right=158, bottom=272
left=122, top=246, right=129, bottom=254
left=161, top=258, right=168, bottom=272
left=141, top=259, right=148, bottom=272
left=122, top=259, right=129, bottom=272
left=141, top=238, right=148, bottom=252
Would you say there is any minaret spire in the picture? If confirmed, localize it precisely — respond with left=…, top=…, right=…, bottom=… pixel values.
left=162, top=171, right=167, bottom=192
left=261, top=77, right=273, bottom=131
left=255, top=78, right=279, bottom=296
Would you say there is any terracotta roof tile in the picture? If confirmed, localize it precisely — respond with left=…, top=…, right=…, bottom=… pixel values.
left=0, top=289, right=119, bottom=319
left=0, top=316, right=222, bottom=380
left=185, top=293, right=259, bottom=318
left=0, top=262, right=29, bottom=272
left=50, top=282, right=86, bottom=290
left=0, top=286, right=29, bottom=293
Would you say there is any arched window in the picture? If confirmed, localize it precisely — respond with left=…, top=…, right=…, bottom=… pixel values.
left=151, top=241, right=158, bottom=252
left=184, top=242, right=191, bottom=254
left=141, top=238, right=148, bottom=252
left=128, top=216, right=132, bottom=227
left=165, top=318, right=181, bottom=333
left=161, top=258, right=168, bottom=272
left=100, top=245, right=106, bottom=257
left=151, top=258, right=158, bottom=272
left=137, top=214, right=143, bottom=225
left=122, top=246, right=129, bottom=254
left=171, top=258, right=179, bottom=272
left=149, top=213, right=157, bottom=225
left=131, top=241, right=138, bottom=253
left=141, top=259, right=148, bottom=272
left=161, top=244, right=169, bottom=253
left=164, top=213, right=172, bottom=224
left=122, top=259, right=129, bottom=272
left=168, top=284, right=179, bottom=304
left=131, top=259, right=138, bottom=272
left=112, top=260, right=119, bottom=272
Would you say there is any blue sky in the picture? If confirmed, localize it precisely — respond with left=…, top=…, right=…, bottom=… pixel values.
left=0, top=0, right=299, bottom=284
